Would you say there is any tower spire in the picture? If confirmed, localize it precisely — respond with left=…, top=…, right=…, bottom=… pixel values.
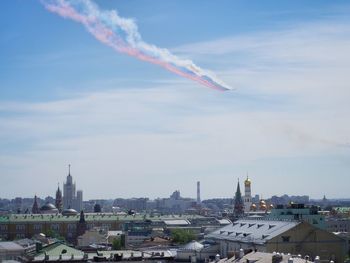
left=234, top=179, right=244, bottom=218
left=68, top=164, right=71, bottom=176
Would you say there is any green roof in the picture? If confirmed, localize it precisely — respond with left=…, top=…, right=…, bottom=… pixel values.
left=0, top=213, right=204, bottom=224
left=36, top=243, right=84, bottom=257
left=334, top=207, right=350, bottom=213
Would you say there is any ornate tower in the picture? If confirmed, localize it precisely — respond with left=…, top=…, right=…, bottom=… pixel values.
left=55, top=184, right=63, bottom=212
left=77, top=210, right=87, bottom=237
left=63, top=164, right=76, bottom=209
left=234, top=180, right=244, bottom=217
left=244, top=175, right=252, bottom=212
left=32, top=195, right=40, bottom=214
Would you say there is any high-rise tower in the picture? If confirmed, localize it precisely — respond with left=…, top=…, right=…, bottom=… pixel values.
left=244, top=175, right=252, bottom=212
left=63, top=164, right=76, bottom=209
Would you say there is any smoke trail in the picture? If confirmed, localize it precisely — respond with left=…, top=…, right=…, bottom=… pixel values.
left=41, top=0, right=232, bottom=91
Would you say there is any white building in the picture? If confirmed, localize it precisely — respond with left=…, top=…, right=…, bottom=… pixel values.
left=243, top=176, right=252, bottom=213
left=0, top=242, right=25, bottom=261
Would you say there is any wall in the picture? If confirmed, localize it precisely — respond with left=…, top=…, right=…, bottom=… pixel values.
left=267, top=222, right=347, bottom=263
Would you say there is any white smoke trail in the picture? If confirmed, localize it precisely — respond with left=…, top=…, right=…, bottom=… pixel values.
left=41, top=0, right=232, bottom=91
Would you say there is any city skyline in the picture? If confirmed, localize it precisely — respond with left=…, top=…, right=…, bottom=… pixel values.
left=1, top=1, right=350, bottom=199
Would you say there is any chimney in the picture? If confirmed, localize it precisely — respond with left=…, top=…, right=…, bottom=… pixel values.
left=197, top=181, right=201, bottom=204
left=239, top=249, right=244, bottom=259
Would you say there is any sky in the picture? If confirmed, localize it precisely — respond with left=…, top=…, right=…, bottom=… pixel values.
left=1, top=0, right=350, bottom=200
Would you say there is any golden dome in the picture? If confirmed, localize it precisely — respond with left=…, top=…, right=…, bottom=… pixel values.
left=250, top=204, right=257, bottom=210
left=260, top=204, right=267, bottom=210
left=244, top=177, right=251, bottom=186
left=269, top=204, right=274, bottom=209
left=259, top=200, right=266, bottom=206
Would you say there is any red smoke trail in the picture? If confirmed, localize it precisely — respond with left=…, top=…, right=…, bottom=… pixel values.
left=43, top=0, right=230, bottom=91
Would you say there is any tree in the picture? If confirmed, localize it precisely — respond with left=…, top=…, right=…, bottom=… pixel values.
left=112, top=237, right=122, bottom=250
left=171, top=229, right=196, bottom=244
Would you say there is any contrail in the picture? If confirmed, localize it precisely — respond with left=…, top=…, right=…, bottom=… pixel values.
left=41, top=0, right=232, bottom=91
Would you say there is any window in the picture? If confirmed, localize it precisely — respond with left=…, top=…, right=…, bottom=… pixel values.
left=282, top=236, right=290, bottom=242
left=34, top=224, right=42, bottom=231
left=68, top=224, right=76, bottom=231
left=16, top=233, right=25, bottom=239
left=16, top=224, right=25, bottom=231
left=0, top=225, right=8, bottom=231
left=51, top=224, right=60, bottom=231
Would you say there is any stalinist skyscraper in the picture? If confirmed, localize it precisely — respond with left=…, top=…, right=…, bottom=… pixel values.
left=63, top=165, right=83, bottom=211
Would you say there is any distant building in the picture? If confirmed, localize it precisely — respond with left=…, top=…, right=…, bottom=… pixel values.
left=63, top=165, right=83, bottom=211
left=267, top=203, right=326, bottom=229
left=326, top=218, right=350, bottom=233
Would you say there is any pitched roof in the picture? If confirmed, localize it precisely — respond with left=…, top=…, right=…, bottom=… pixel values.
left=206, top=219, right=299, bottom=245
left=217, top=251, right=314, bottom=263
left=0, top=242, right=25, bottom=251
left=34, top=243, right=84, bottom=261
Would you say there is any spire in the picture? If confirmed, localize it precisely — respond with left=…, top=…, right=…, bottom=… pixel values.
left=32, top=195, right=40, bottom=214
left=55, top=183, right=63, bottom=212
left=66, top=164, right=73, bottom=185
left=234, top=179, right=244, bottom=217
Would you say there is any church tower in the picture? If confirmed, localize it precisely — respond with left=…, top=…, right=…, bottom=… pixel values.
left=234, top=180, right=244, bottom=217
left=32, top=195, right=40, bottom=214
left=55, top=184, right=63, bottom=212
left=244, top=175, right=252, bottom=212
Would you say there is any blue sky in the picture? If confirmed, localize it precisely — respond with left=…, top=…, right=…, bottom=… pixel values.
left=1, top=0, right=350, bottom=200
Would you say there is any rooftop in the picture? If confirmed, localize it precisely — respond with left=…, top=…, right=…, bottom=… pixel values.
left=206, top=218, right=299, bottom=245
left=0, top=213, right=205, bottom=223
left=0, top=241, right=25, bottom=251
left=217, top=251, right=314, bottom=263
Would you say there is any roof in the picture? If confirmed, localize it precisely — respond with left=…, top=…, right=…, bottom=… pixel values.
left=181, top=240, right=204, bottom=251
left=164, top=219, right=190, bottom=226
left=108, top=230, right=123, bottom=236
left=34, top=243, right=84, bottom=261
left=334, top=207, right=350, bottom=213
left=0, top=242, right=25, bottom=251
left=217, top=219, right=232, bottom=225
left=217, top=251, right=314, bottom=263
left=0, top=213, right=204, bottom=223
left=40, top=203, right=57, bottom=211
left=206, top=219, right=299, bottom=245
